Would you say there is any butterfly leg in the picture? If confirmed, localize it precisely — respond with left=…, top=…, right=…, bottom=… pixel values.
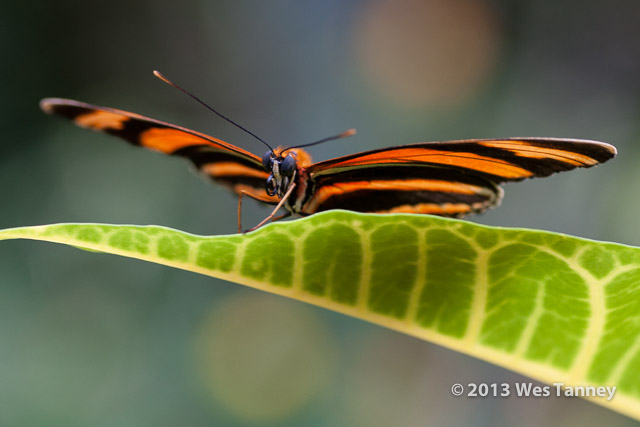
left=237, top=189, right=270, bottom=233
left=245, top=182, right=297, bottom=233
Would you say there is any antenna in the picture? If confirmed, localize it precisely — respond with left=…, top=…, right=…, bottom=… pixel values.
left=283, top=128, right=356, bottom=154
left=153, top=70, right=274, bottom=151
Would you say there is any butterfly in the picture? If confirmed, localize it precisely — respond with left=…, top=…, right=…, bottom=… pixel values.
left=40, top=73, right=616, bottom=232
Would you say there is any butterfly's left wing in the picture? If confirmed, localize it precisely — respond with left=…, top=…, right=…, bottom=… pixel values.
left=40, top=98, right=278, bottom=204
left=304, top=138, right=616, bottom=216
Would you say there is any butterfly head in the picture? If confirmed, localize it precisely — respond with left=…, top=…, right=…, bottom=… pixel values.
left=262, top=150, right=298, bottom=197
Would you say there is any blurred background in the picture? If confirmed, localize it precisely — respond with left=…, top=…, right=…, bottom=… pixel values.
left=1, top=0, right=639, bottom=425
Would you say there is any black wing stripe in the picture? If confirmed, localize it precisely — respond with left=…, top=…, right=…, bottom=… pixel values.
left=173, top=146, right=264, bottom=169
left=310, top=189, right=496, bottom=214
left=432, top=139, right=615, bottom=164
left=312, top=163, right=503, bottom=187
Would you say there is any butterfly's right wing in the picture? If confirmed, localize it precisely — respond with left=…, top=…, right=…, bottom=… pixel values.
left=40, top=98, right=278, bottom=204
left=304, top=138, right=616, bottom=216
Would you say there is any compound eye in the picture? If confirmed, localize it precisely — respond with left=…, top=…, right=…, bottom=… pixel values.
left=266, top=175, right=277, bottom=196
left=262, top=151, right=274, bottom=170
left=280, top=155, right=296, bottom=176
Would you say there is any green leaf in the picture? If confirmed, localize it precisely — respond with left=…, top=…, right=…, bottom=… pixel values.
left=1, top=211, right=639, bottom=420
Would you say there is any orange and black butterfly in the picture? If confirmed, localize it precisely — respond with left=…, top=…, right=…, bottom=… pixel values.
left=40, top=73, right=616, bottom=232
